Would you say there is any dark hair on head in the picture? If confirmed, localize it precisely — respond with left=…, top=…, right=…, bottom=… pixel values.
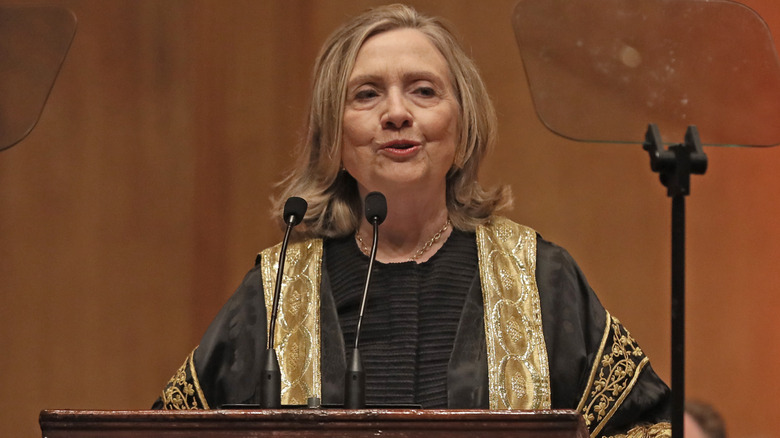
left=686, top=400, right=727, bottom=438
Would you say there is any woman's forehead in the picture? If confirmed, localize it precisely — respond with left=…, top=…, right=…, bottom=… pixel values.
left=349, top=28, right=453, bottom=86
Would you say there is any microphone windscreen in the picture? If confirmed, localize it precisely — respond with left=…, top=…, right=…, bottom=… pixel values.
left=364, top=192, right=387, bottom=225
left=283, top=197, right=308, bottom=226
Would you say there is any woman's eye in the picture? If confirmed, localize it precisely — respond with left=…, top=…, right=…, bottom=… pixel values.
left=415, top=86, right=436, bottom=97
left=354, top=89, right=379, bottom=100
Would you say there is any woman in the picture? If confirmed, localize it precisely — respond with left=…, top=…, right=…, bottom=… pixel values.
left=154, top=5, right=671, bottom=437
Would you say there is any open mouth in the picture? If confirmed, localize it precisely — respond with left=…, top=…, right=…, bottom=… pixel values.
left=382, top=140, right=420, bottom=151
left=387, top=143, right=416, bottom=150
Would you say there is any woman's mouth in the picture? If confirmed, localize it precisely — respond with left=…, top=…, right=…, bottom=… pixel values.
left=380, top=140, right=421, bottom=154
left=380, top=141, right=421, bottom=157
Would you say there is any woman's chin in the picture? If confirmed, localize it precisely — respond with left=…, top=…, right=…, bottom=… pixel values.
left=364, top=175, right=444, bottom=196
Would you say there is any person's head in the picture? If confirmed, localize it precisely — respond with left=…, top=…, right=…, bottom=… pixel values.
left=685, top=400, right=727, bottom=438
left=275, top=3, right=510, bottom=237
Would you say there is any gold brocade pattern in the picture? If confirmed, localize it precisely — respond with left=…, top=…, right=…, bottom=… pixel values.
left=258, top=218, right=548, bottom=408
left=260, top=239, right=322, bottom=406
left=160, top=348, right=209, bottom=410
left=578, top=313, right=650, bottom=437
left=476, top=217, right=551, bottom=410
left=603, top=422, right=671, bottom=438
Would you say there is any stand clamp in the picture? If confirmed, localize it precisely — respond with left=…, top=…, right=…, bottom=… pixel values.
left=643, top=123, right=708, bottom=197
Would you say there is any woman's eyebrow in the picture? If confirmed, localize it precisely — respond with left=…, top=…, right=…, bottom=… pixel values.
left=347, top=70, right=444, bottom=88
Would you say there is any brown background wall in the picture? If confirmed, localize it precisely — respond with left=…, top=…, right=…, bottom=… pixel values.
left=1, top=1, right=778, bottom=436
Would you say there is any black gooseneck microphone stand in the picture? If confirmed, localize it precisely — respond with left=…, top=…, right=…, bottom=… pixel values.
left=345, top=191, right=387, bottom=409
left=261, top=196, right=308, bottom=408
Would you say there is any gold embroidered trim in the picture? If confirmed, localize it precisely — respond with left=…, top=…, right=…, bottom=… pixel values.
left=603, top=422, right=671, bottom=438
left=578, top=313, right=649, bottom=437
left=261, top=239, right=322, bottom=406
left=160, top=348, right=209, bottom=409
left=476, top=217, right=551, bottom=410
left=188, top=348, right=209, bottom=408
left=255, top=217, right=550, bottom=408
left=579, top=311, right=613, bottom=414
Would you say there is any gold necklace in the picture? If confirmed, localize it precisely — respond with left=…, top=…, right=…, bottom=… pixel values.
left=355, top=218, right=451, bottom=262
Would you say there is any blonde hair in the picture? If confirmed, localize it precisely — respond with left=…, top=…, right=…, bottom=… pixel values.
left=273, top=4, right=511, bottom=237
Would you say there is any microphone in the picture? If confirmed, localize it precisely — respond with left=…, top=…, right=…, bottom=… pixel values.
left=345, top=191, right=387, bottom=408
left=261, top=196, right=307, bottom=408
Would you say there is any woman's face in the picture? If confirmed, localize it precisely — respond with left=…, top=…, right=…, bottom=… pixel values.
left=341, top=28, right=459, bottom=198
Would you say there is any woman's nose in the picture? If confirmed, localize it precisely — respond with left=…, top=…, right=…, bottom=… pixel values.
left=381, top=91, right=412, bottom=129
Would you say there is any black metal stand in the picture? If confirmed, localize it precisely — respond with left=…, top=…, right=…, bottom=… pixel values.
left=642, top=123, right=707, bottom=438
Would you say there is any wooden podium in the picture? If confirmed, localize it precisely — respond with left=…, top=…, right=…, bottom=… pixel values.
left=40, top=409, right=588, bottom=438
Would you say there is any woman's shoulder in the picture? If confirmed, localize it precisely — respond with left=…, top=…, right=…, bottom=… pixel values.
left=478, top=216, right=573, bottom=264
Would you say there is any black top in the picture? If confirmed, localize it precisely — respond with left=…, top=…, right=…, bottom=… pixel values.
left=327, top=229, right=478, bottom=408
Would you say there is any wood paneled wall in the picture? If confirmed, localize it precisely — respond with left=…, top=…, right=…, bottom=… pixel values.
left=1, top=1, right=777, bottom=436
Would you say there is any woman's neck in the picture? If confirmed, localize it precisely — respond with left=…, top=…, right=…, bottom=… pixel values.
left=356, top=189, right=452, bottom=263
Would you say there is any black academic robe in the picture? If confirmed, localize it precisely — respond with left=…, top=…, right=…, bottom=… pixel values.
left=153, top=228, right=670, bottom=438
